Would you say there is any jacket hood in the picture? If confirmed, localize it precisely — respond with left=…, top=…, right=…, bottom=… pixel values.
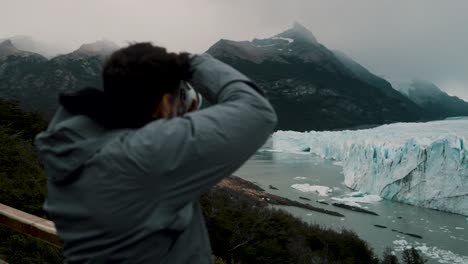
left=35, top=107, right=116, bottom=183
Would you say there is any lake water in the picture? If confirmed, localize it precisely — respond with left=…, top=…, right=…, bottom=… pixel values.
left=235, top=151, right=468, bottom=264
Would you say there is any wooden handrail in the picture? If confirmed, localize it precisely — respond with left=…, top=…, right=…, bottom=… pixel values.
left=0, top=203, right=62, bottom=247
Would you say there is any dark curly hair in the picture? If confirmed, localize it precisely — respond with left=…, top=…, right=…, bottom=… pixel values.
left=59, top=43, right=191, bottom=129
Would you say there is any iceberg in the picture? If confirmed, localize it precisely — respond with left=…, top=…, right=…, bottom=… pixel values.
left=294, top=176, right=307, bottom=180
left=331, top=194, right=383, bottom=204
left=272, top=120, right=468, bottom=215
left=291, top=184, right=332, bottom=196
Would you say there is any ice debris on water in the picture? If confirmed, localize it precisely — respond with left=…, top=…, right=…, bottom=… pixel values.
left=392, top=240, right=468, bottom=264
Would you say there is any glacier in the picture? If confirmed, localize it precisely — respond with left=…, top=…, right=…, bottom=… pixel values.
left=272, top=120, right=468, bottom=215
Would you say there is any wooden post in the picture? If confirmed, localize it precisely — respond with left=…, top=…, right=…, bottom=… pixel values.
left=0, top=203, right=62, bottom=248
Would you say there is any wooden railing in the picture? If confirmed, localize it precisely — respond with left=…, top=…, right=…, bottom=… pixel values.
left=0, top=203, right=62, bottom=247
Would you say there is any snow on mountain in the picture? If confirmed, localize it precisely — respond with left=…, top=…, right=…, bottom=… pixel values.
left=272, top=120, right=468, bottom=215
left=271, top=37, right=294, bottom=44
left=275, top=22, right=318, bottom=44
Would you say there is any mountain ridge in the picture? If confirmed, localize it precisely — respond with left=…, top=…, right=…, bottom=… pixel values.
left=206, top=24, right=423, bottom=131
left=391, top=79, right=468, bottom=119
left=1, top=30, right=467, bottom=129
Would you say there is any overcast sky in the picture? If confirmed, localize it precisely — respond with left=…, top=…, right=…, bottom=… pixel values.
left=1, top=0, right=467, bottom=100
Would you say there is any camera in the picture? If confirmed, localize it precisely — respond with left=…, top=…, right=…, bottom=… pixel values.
left=178, top=81, right=203, bottom=115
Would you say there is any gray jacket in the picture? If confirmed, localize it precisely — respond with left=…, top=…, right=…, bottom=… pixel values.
left=35, top=54, right=277, bottom=264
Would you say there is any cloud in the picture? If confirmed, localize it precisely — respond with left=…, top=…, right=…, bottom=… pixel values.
left=0, top=0, right=467, bottom=99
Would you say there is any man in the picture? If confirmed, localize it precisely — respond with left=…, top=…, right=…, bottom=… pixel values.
left=35, top=43, right=277, bottom=263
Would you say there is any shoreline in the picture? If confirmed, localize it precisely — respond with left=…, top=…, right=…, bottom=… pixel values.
left=216, top=176, right=344, bottom=217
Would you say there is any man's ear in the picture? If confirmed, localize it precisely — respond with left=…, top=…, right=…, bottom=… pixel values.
left=152, top=94, right=173, bottom=118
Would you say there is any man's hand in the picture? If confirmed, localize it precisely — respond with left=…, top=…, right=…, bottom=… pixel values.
left=187, top=98, right=198, bottom=113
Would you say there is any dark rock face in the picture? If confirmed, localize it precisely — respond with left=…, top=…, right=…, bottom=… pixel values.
left=374, top=224, right=387, bottom=229
left=391, top=229, right=423, bottom=239
left=332, top=203, right=379, bottom=216
left=207, top=23, right=423, bottom=131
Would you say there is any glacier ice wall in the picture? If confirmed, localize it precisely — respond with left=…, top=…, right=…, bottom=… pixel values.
left=272, top=120, right=468, bottom=215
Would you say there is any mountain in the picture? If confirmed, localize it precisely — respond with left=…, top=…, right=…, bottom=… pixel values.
left=62, top=39, right=119, bottom=59
left=0, top=35, right=68, bottom=58
left=391, top=79, right=468, bottom=119
left=0, top=40, right=119, bottom=116
left=0, top=39, right=45, bottom=59
left=207, top=23, right=422, bottom=131
left=332, top=50, right=423, bottom=117
left=0, top=40, right=49, bottom=112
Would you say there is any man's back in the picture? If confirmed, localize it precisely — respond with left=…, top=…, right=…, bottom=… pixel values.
left=35, top=53, right=277, bottom=263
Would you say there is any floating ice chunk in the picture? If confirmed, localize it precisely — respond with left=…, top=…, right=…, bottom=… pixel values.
left=258, top=148, right=283, bottom=153
left=332, top=194, right=383, bottom=204
left=455, top=227, right=465, bottom=230
left=393, top=240, right=408, bottom=247
left=333, top=161, right=344, bottom=166
left=342, top=201, right=362, bottom=208
left=291, top=184, right=332, bottom=196
left=294, top=177, right=307, bottom=180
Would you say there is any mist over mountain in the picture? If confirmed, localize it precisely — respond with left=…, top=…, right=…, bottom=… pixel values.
left=0, top=35, right=70, bottom=58
left=391, top=79, right=468, bottom=119
left=207, top=23, right=422, bottom=131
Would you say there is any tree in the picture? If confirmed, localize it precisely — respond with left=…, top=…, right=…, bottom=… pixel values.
left=402, top=248, right=426, bottom=264
left=381, top=247, right=399, bottom=264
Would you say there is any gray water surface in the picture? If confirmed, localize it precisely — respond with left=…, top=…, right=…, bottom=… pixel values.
left=235, top=151, right=468, bottom=263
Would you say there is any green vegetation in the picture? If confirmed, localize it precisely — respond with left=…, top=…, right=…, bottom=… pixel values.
left=0, top=99, right=62, bottom=263
left=201, top=187, right=379, bottom=264
left=0, top=99, right=48, bottom=143
left=0, top=227, right=63, bottom=264
left=0, top=99, right=426, bottom=263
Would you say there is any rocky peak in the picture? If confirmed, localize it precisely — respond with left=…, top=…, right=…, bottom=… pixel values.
left=207, top=23, right=340, bottom=66
left=0, top=40, right=17, bottom=53
left=275, top=22, right=318, bottom=43
left=207, top=39, right=270, bottom=63
left=0, top=39, right=36, bottom=59
left=73, top=40, right=119, bottom=56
